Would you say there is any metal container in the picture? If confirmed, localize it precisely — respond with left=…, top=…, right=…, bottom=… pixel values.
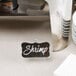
left=0, top=0, right=52, bottom=58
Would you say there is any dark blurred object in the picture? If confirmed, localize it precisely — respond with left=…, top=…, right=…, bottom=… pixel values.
left=73, top=0, right=76, bottom=13
left=0, top=0, right=11, bottom=2
left=0, top=1, right=13, bottom=15
left=12, top=0, right=18, bottom=10
left=0, top=0, right=49, bottom=16
left=12, top=0, right=18, bottom=14
left=0, top=0, right=18, bottom=15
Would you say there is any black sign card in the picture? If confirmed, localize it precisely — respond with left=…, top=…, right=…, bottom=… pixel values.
left=21, top=42, right=50, bottom=58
